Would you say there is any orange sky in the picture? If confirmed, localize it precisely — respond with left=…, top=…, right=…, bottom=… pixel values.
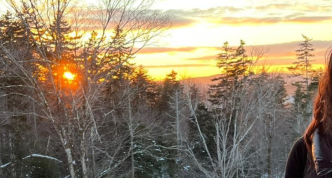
left=133, top=0, right=332, bottom=80
left=1, top=0, right=331, bottom=80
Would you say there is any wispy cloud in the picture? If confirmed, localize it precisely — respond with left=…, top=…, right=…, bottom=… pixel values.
left=172, top=17, right=196, bottom=28
left=208, top=17, right=280, bottom=25
left=135, top=40, right=332, bottom=78
left=185, top=55, right=216, bottom=61
left=167, top=6, right=244, bottom=18
left=286, top=16, right=332, bottom=23
left=145, top=64, right=213, bottom=68
left=210, top=16, right=332, bottom=25
left=255, top=41, right=331, bottom=65
left=165, top=3, right=332, bottom=27
left=138, top=47, right=198, bottom=54
left=144, top=41, right=332, bottom=64
left=167, top=6, right=245, bottom=28
left=66, top=3, right=332, bottom=30
left=254, top=3, right=332, bottom=13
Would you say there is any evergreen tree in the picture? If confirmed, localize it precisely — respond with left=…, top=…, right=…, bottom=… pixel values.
left=130, top=65, right=158, bottom=107
left=209, top=40, right=252, bottom=106
left=1, top=0, right=171, bottom=177
left=156, top=70, right=181, bottom=112
left=188, top=103, right=216, bottom=162
left=103, top=26, right=135, bottom=116
left=0, top=12, right=57, bottom=177
left=288, top=35, right=322, bottom=134
left=288, top=34, right=315, bottom=95
left=106, top=25, right=134, bottom=81
left=207, top=40, right=253, bottom=148
left=157, top=70, right=182, bottom=177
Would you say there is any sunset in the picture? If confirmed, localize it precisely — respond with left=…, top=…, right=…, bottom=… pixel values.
left=133, top=0, right=332, bottom=79
left=0, top=0, right=330, bottom=177
left=63, top=71, right=75, bottom=80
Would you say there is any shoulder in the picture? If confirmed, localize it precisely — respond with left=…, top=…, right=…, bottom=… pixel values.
left=285, top=137, right=308, bottom=178
left=289, top=137, right=307, bottom=162
left=293, top=137, right=306, bottom=151
left=288, top=137, right=307, bottom=159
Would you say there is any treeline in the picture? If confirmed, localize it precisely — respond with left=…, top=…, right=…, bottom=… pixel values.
left=0, top=0, right=322, bottom=178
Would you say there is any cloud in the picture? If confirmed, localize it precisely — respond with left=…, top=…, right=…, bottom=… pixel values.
left=69, top=4, right=332, bottom=30
left=285, top=16, right=332, bottom=23
left=138, top=47, right=198, bottom=54
left=254, top=41, right=332, bottom=65
left=167, top=6, right=245, bottom=28
left=163, top=3, right=332, bottom=28
left=145, top=64, right=213, bottom=68
left=186, top=55, right=217, bottom=61
left=171, top=17, right=196, bottom=28
left=211, top=17, right=279, bottom=25
left=137, top=46, right=220, bottom=54
left=255, top=3, right=332, bottom=13
left=254, top=3, right=290, bottom=11
left=208, top=16, right=332, bottom=26
left=65, top=7, right=173, bottom=31
left=167, top=6, right=244, bottom=18
left=262, top=40, right=332, bottom=55
left=177, top=41, right=332, bottom=64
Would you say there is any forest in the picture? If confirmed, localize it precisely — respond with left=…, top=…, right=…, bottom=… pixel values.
left=0, top=0, right=322, bottom=177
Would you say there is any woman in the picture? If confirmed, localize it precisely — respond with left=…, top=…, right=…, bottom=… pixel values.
left=285, top=50, right=332, bottom=177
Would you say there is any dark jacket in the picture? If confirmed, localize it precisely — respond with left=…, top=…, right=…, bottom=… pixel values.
left=285, top=131, right=332, bottom=178
left=285, top=137, right=307, bottom=178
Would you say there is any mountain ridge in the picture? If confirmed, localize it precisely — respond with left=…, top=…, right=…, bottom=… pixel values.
left=185, top=73, right=304, bottom=96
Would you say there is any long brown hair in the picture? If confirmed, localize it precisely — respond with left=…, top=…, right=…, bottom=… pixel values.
left=304, top=48, right=332, bottom=156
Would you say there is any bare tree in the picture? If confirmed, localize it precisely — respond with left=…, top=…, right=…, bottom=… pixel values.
left=182, top=69, right=290, bottom=178
left=1, top=0, right=170, bottom=177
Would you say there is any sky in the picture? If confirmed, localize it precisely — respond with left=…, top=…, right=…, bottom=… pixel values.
left=134, top=0, right=332, bottom=80
left=1, top=0, right=331, bottom=80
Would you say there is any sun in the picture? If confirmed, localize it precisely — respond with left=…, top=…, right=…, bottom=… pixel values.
left=63, top=71, right=75, bottom=80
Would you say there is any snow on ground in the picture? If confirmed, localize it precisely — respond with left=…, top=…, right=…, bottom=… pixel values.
left=0, top=154, right=62, bottom=169
left=22, top=154, right=62, bottom=163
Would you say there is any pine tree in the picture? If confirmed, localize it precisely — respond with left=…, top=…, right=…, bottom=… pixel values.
left=209, top=40, right=252, bottom=106
left=1, top=0, right=171, bottom=177
left=103, top=26, right=135, bottom=115
left=0, top=12, right=43, bottom=177
left=288, top=34, right=315, bottom=95
left=106, top=25, right=134, bottom=81
left=156, top=70, right=181, bottom=112
left=188, top=103, right=216, bottom=162
left=130, top=65, right=158, bottom=107
left=288, top=35, right=321, bottom=134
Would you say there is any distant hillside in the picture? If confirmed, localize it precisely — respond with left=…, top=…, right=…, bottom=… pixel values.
left=187, top=73, right=304, bottom=96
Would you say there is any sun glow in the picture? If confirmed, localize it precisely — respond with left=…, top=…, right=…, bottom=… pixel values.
left=63, top=71, right=75, bottom=80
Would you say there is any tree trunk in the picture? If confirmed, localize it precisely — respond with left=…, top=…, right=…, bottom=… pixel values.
left=32, top=99, right=38, bottom=145
left=61, top=129, right=76, bottom=178
left=128, top=93, right=135, bottom=178
left=216, top=123, right=223, bottom=177
left=0, top=91, right=5, bottom=177
left=305, top=55, right=309, bottom=95
left=81, top=132, right=88, bottom=178
left=65, top=147, right=76, bottom=178
left=91, top=130, right=96, bottom=178
left=81, top=150, right=88, bottom=178
left=175, top=90, right=181, bottom=148
left=267, top=115, right=272, bottom=178
left=0, top=129, right=3, bottom=178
